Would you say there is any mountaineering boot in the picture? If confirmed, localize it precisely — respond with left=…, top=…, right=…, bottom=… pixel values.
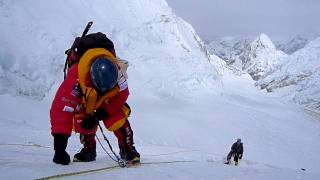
left=73, top=148, right=96, bottom=162
left=73, top=134, right=97, bottom=162
left=53, top=134, right=70, bottom=165
left=234, top=154, right=239, bottom=166
left=114, top=120, right=140, bottom=164
left=120, top=146, right=140, bottom=164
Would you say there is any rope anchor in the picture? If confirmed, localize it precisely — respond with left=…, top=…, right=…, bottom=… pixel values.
left=96, top=121, right=127, bottom=168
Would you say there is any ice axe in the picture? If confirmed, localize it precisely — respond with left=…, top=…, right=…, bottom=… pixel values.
left=63, top=21, right=93, bottom=79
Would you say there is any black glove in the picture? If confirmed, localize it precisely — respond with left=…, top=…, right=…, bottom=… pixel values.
left=80, top=115, right=99, bottom=130
left=94, top=108, right=109, bottom=120
left=80, top=109, right=108, bottom=130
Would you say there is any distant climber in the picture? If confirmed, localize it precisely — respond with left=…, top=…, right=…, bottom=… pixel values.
left=224, top=138, right=243, bottom=165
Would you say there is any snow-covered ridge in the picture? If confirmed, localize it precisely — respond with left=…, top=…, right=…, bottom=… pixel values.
left=257, top=37, right=320, bottom=110
left=206, top=34, right=288, bottom=80
left=0, top=0, right=223, bottom=99
left=206, top=33, right=319, bottom=110
left=206, top=36, right=253, bottom=64
left=234, top=34, right=287, bottom=80
left=275, top=36, right=311, bottom=55
left=207, top=35, right=311, bottom=63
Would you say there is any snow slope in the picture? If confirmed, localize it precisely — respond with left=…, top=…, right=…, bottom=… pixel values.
left=257, top=37, right=320, bottom=111
left=1, top=75, right=320, bottom=179
left=0, top=0, right=320, bottom=180
left=0, top=0, right=223, bottom=99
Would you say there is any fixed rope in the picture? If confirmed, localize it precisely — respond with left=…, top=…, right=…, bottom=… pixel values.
left=35, top=160, right=194, bottom=180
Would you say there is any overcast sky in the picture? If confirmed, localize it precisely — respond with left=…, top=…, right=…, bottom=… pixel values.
left=166, top=0, right=320, bottom=40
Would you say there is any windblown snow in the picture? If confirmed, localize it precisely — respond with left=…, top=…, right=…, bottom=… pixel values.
left=0, top=0, right=320, bottom=180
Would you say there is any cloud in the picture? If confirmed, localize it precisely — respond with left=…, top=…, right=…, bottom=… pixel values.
left=166, top=0, right=320, bottom=39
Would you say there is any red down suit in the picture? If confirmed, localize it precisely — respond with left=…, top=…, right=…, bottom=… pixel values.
left=50, top=63, right=129, bottom=136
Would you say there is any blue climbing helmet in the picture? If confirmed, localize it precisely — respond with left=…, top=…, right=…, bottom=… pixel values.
left=90, top=57, right=118, bottom=93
